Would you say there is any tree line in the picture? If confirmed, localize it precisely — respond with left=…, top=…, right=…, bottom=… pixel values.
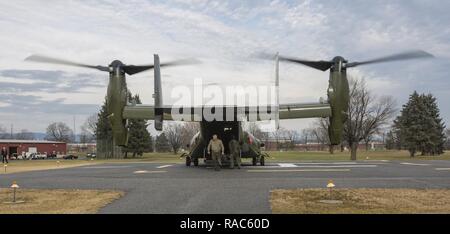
left=93, top=93, right=200, bottom=158
left=262, top=76, right=447, bottom=160
left=2, top=75, right=446, bottom=160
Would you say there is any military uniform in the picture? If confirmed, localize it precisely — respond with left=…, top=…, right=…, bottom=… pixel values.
left=228, top=139, right=241, bottom=169
left=1, top=148, right=8, bottom=164
left=207, top=139, right=224, bottom=171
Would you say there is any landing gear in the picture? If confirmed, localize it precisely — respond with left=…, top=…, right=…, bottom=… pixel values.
left=186, top=156, right=191, bottom=166
left=193, top=157, right=199, bottom=166
left=252, top=156, right=257, bottom=166
left=260, top=155, right=265, bottom=166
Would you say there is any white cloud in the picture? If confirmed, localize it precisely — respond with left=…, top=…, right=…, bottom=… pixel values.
left=0, top=0, right=449, bottom=133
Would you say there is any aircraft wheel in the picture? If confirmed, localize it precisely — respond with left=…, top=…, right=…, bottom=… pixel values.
left=252, top=156, right=257, bottom=166
left=193, top=158, right=199, bottom=166
left=260, top=156, right=265, bottom=166
left=186, top=156, right=191, bottom=166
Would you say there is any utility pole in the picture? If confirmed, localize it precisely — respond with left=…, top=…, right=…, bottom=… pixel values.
left=73, top=115, right=76, bottom=143
left=10, top=124, right=13, bottom=139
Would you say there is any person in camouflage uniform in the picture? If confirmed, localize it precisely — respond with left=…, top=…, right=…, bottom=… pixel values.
left=228, top=135, right=241, bottom=169
left=207, top=134, right=224, bottom=171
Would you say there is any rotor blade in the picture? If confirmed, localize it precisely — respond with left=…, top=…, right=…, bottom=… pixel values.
left=24, top=54, right=109, bottom=71
left=346, top=50, right=434, bottom=68
left=121, top=65, right=154, bottom=75
left=278, top=56, right=334, bottom=71
left=123, top=58, right=200, bottom=75
left=257, top=52, right=333, bottom=71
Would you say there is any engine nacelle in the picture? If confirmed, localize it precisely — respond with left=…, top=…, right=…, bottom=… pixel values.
left=327, top=58, right=349, bottom=145
left=107, top=64, right=129, bottom=146
left=153, top=54, right=164, bottom=131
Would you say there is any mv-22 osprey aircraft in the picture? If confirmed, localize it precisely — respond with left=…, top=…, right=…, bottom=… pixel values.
left=25, top=50, right=432, bottom=166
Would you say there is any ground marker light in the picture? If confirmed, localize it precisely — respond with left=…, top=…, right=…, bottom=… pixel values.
left=327, top=179, right=335, bottom=199
left=318, top=179, right=342, bottom=204
left=10, top=181, right=19, bottom=203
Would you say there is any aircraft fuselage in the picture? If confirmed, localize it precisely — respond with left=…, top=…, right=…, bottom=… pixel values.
left=185, top=120, right=265, bottom=166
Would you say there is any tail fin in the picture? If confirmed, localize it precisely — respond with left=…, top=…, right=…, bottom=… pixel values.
left=274, top=52, right=280, bottom=130
left=153, top=54, right=164, bottom=131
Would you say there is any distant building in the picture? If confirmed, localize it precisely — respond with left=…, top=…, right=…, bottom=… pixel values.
left=0, top=139, right=67, bottom=156
left=67, top=143, right=96, bottom=153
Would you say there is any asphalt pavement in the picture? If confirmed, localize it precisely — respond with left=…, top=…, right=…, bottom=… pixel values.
left=1, top=160, right=450, bottom=213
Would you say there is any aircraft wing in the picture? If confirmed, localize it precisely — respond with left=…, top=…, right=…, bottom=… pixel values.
left=278, top=102, right=331, bottom=119
left=122, top=102, right=331, bottom=121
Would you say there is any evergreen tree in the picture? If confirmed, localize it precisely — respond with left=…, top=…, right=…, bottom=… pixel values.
left=96, top=98, right=114, bottom=158
left=155, top=133, right=171, bottom=152
left=385, top=130, right=395, bottom=150
left=394, top=91, right=446, bottom=156
left=123, top=94, right=152, bottom=157
left=385, top=127, right=403, bottom=150
left=422, top=94, right=446, bottom=155
left=96, top=98, right=111, bottom=141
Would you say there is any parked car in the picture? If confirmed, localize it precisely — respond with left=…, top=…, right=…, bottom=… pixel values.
left=86, top=153, right=96, bottom=158
left=47, top=153, right=57, bottom=159
left=10, top=153, right=19, bottom=160
left=63, top=154, right=78, bottom=160
left=30, top=153, right=46, bottom=160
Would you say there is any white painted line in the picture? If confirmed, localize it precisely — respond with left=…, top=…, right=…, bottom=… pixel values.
left=157, top=164, right=173, bottom=169
left=278, top=163, right=298, bottom=167
left=133, top=170, right=167, bottom=174
left=82, top=166, right=132, bottom=169
left=247, top=169, right=350, bottom=173
left=294, top=165, right=377, bottom=168
left=293, top=162, right=358, bottom=165
left=263, top=164, right=377, bottom=168
left=401, top=162, right=430, bottom=166
left=362, top=160, right=390, bottom=162
left=435, top=168, right=450, bottom=171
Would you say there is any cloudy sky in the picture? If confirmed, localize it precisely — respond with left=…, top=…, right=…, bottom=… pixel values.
left=0, top=0, right=449, bottom=135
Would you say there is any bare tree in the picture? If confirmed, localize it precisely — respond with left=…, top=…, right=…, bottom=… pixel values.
left=344, top=77, right=396, bottom=160
left=85, top=114, right=98, bottom=136
left=15, top=129, right=35, bottom=140
left=271, top=127, right=287, bottom=150
left=285, top=129, right=300, bottom=150
left=311, top=118, right=333, bottom=153
left=248, top=123, right=266, bottom=139
left=79, top=127, right=93, bottom=144
left=45, top=122, right=73, bottom=142
left=362, top=96, right=396, bottom=150
left=79, top=114, right=97, bottom=144
left=300, top=128, right=313, bottom=151
left=164, top=122, right=185, bottom=154
left=181, top=122, right=200, bottom=148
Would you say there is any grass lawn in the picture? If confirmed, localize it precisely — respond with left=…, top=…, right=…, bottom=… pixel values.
left=94, top=150, right=450, bottom=163
left=96, top=152, right=185, bottom=163
left=134, top=150, right=450, bottom=162
left=271, top=188, right=450, bottom=214
left=1, top=160, right=102, bottom=174
left=0, top=189, right=123, bottom=214
left=6, top=150, right=447, bottom=174
left=0, top=153, right=186, bottom=174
